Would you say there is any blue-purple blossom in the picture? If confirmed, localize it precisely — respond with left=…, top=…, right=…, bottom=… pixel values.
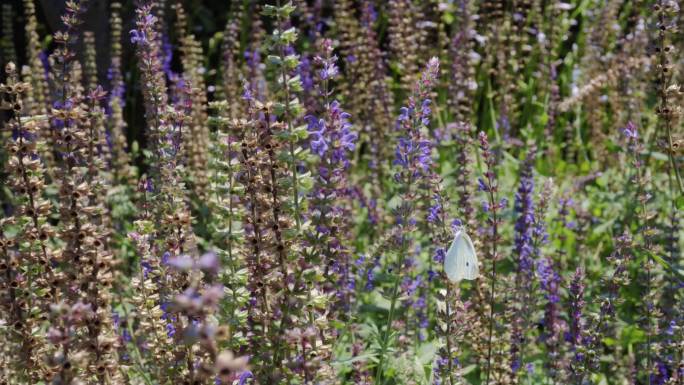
left=433, top=247, right=445, bottom=264
left=622, top=121, right=638, bottom=139
left=568, top=268, right=586, bottom=354
left=398, top=107, right=411, bottom=123
left=318, top=58, right=339, bottom=80
left=129, top=30, right=147, bottom=44
left=307, top=101, right=356, bottom=166
left=420, top=99, right=431, bottom=126
left=198, top=252, right=220, bottom=274
left=514, top=156, right=535, bottom=275
left=0, top=2, right=667, bottom=384
left=393, top=137, right=432, bottom=172
left=238, top=371, right=254, bottom=385
left=167, top=254, right=194, bottom=270
left=307, top=117, right=329, bottom=156
left=299, top=55, right=314, bottom=92
left=427, top=202, right=441, bottom=223
left=477, top=178, right=488, bottom=192
left=537, top=258, right=560, bottom=303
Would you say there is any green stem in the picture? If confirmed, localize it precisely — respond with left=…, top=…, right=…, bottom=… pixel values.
left=375, top=163, right=414, bottom=384
left=374, top=270, right=403, bottom=385
left=657, top=1, right=684, bottom=198
left=445, top=284, right=455, bottom=385
left=484, top=187, right=499, bottom=385
left=276, top=0, right=301, bottom=232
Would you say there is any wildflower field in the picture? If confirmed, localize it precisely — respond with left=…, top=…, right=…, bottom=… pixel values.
left=0, top=0, right=683, bottom=384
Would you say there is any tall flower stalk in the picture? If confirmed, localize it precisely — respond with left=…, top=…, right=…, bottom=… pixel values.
left=374, top=57, right=439, bottom=385
left=0, top=1, right=680, bottom=384
left=654, top=0, right=683, bottom=196
left=264, top=1, right=305, bottom=231
left=478, top=131, right=503, bottom=385
left=306, top=39, right=357, bottom=315
left=0, top=63, right=56, bottom=383
left=510, top=152, right=536, bottom=378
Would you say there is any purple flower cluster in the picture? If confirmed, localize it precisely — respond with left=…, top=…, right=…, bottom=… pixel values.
left=513, top=154, right=536, bottom=275
left=1, top=1, right=677, bottom=384
left=307, top=101, right=356, bottom=166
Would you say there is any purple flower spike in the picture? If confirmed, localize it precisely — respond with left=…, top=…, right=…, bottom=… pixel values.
left=198, top=252, right=220, bottom=274
left=167, top=255, right=194, bottom=270
left=238, top=370, right=254, bottom=385
left=622, top=121, right=638, bottom=139
left=129, top=30, right=147, bottom=45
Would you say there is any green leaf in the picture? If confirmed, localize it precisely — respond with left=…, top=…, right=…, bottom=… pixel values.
left=281, top=28, right=298, bottom=45
left=293, top=124, right=309, bottom=140
left=267, top=55, right=282, bottom=66
left=261, top=5, right=277, bottom=16
left=284, top=54, right=299, bottom=70
left=298, top=173, right=314, bottom=190
left=416, top=342, right=438, bottom=365
left=370, top=291, right=391, bottom=310
left=273, top=102, right=286, bottom=116
left=649, top=151, right=669, bottom=161
left=592, top=217, right=615, bottom=236
left=461, top=364, right=477, bottom=375
left=648, top=251, right=684, bottom=281
left=278, top=3, right=296, bottom=18
left=620, top=325, right=646, bottom=346
left=442, top=12, right=454, bottom=25
left=675, top=195, right=684, bottom=210
left=333, top=352, right=377, bottom=365
left=287, top=74, right=303, bottom=92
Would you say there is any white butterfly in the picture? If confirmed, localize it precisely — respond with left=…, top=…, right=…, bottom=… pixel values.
left=444, top=228, right=479, bottom=282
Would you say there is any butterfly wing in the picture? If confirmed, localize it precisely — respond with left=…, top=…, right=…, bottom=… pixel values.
left=444, top=233, right=460, bottom=282
left=445, top=230, right=480, bottom=282
left=459, top=232, right=479, bottom=280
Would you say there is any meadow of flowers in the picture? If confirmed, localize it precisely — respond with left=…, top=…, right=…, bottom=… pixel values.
left=0, top=0, right=683, bottom=384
